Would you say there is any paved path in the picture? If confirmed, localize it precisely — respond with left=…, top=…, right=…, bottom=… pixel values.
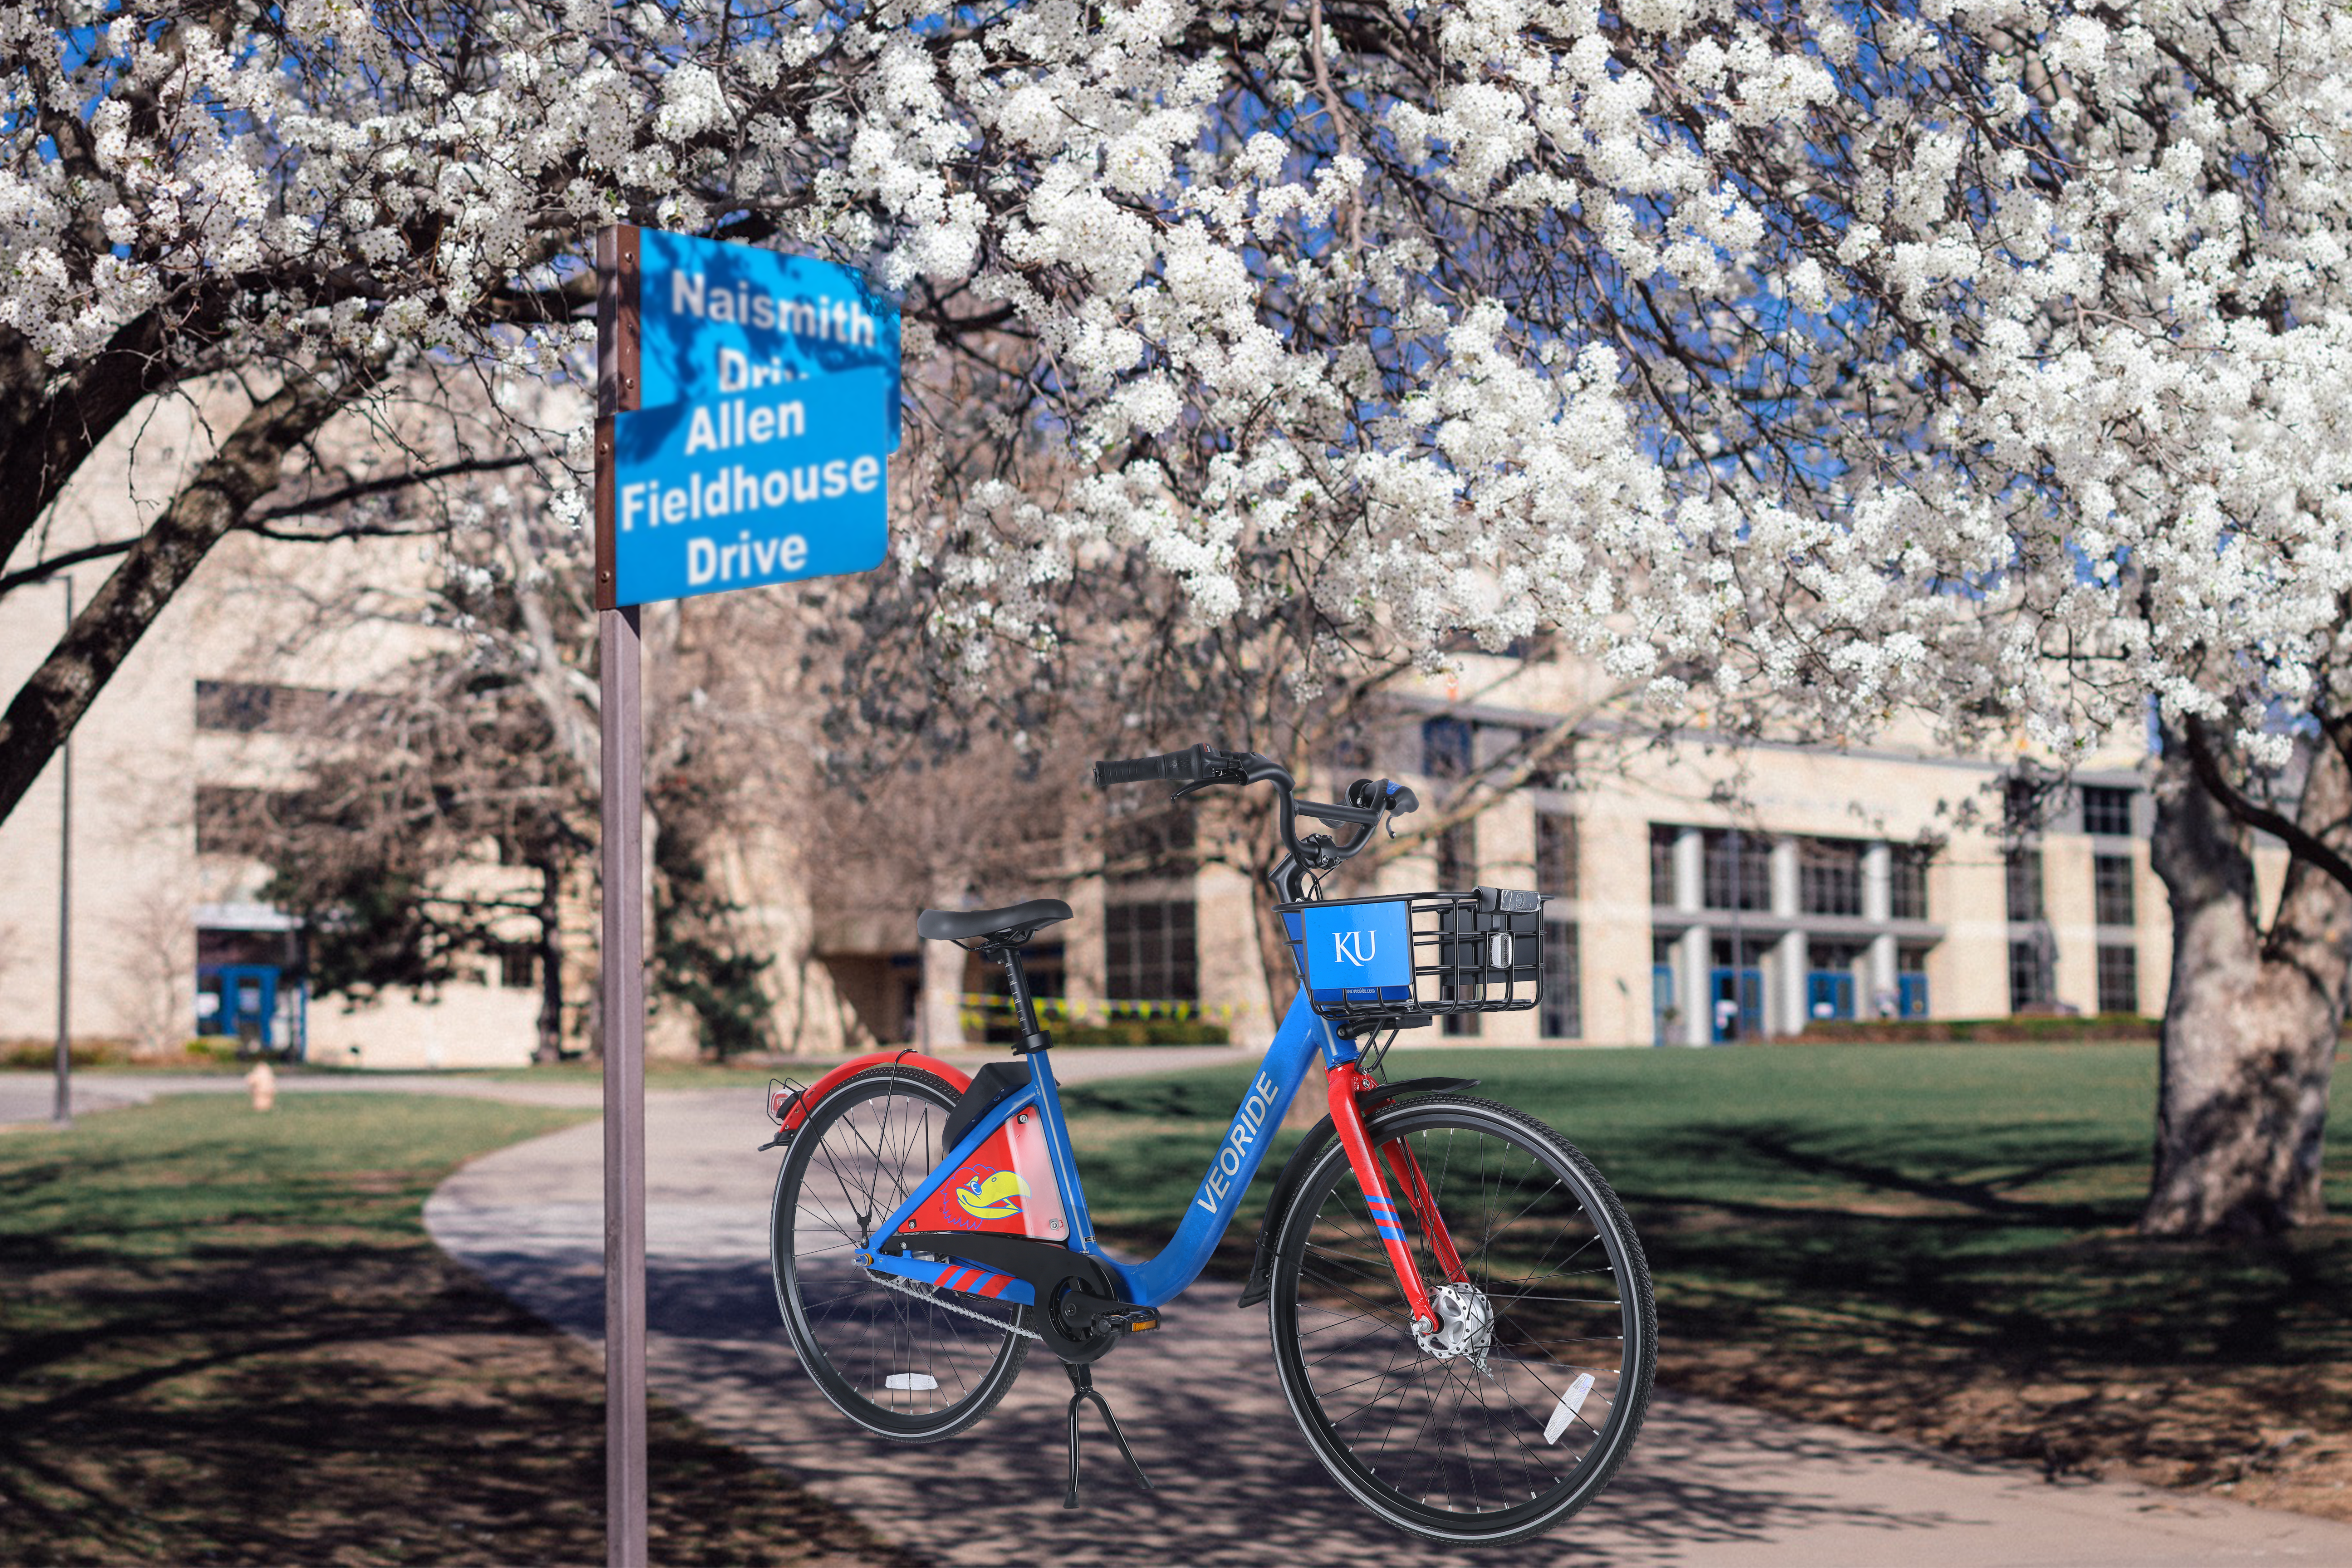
left=427, top=1087, right=2352, bottom=1567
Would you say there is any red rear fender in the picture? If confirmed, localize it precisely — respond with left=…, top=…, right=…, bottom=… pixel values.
left=774, top=1050, right=972, bottom=1131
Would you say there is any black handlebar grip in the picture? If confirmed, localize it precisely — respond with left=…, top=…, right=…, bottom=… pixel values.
left=1387, top=782, right=1420, bottom=816
left=1093, top=745, right=1210, bottom=788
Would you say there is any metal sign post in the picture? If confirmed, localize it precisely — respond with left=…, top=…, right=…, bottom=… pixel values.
left=593, top=223, right=649, bottom=1568
left=592, top=223, right=896, bottom=1568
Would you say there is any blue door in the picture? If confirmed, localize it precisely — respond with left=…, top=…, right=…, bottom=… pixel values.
left=1898, top=973, right=1930, bottom=1018
left=216, top=965, right=279, bottom=1052
left=1652, top=963, right=1676, bottom=1046
left=1807, top=971, right=1855, bottom=1022
left=1710, top=968, right=1763, bottom=1042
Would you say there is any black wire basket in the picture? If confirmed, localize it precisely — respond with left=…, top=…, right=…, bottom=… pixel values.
left=1278, top=887, right=1544, bottom=1028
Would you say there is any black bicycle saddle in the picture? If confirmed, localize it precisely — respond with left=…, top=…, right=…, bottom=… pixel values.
left=916, top=899, right=1073, bottom=945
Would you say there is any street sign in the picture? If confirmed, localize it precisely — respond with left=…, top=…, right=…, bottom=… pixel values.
left=636, top=228, right=901, bottom=450
left=591, top=223, right=897, bottom=1568
left=608, top=368, right=889, bottom=606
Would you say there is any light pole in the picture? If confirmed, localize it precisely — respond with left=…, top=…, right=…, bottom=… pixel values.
left=49, top=576, right=74, bottom=1127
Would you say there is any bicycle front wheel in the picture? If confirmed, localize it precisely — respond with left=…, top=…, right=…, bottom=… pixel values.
left=772, top=1065, right=1032, bottom=1441
left=1268, top=1094, right=1655, bottom=1546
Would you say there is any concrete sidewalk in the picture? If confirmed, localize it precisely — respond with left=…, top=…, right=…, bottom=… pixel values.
left=426, top=1089, right=2352, bottom=1567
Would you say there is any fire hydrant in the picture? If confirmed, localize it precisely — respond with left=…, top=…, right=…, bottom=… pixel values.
left=245, top=1060, right=277, bottom=1112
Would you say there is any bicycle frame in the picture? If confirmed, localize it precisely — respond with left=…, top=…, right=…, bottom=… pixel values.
left=860, top=990, right=1449, bottom=1327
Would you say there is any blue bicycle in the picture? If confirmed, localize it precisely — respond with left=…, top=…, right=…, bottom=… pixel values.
left=767, top=746, right=1655, bottom=1545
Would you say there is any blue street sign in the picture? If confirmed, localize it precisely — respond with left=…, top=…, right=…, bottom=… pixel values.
left=637, top=230, right=901, bottom=449
left=1301, top=900, right=1415, bottom=1004
left=609, top=365, right=888, bottom=606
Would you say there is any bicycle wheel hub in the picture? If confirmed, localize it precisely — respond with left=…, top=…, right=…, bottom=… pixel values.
left=1417, top=1282, right=1495, bottom=1372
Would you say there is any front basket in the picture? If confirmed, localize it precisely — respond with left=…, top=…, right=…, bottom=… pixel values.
left=1279, top=887, right=1544, bottom=1027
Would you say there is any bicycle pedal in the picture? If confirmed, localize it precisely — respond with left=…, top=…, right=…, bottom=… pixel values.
left=1104, top=1307, right=1161, bottom=1333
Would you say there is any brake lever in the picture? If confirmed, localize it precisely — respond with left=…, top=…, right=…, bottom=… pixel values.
left=1169, top=772, right=1240, bottom=803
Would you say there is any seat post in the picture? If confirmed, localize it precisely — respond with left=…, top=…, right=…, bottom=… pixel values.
left=990, top=944, right=1050, bottom=1052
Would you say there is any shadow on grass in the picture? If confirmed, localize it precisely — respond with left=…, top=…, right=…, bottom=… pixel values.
left=0, top=1095, right=920, bottom=1568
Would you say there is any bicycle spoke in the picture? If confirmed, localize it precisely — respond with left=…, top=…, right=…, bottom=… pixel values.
left=1274, top=1100, right=1653, bottom=1542
left=776, top=1072, right=1025, bottom=1439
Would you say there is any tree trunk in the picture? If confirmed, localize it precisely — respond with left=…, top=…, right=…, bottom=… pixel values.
left=2142, top=728, right=2351, bottom=1236
left=534, top=858, right=566, bottom=1063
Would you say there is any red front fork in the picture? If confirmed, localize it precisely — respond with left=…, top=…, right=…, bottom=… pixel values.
left=1325, top=1064, right=1469, bottom=1332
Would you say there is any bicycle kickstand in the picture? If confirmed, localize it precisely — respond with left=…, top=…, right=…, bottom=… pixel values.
left=1063, top=1361, right=1153, bottom=1509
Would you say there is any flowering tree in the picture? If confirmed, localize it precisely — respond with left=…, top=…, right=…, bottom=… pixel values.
left=3, top=0, right=2347, bottom=1232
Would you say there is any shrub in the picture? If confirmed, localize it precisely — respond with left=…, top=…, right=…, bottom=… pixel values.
left=1790, top=1014, right=2158, bottom=1044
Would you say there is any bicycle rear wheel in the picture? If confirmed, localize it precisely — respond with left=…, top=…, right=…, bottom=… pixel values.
left=1268, top=1094, right=1654, bottom=1545
left=772, top=1065, right=1031, bottom=1441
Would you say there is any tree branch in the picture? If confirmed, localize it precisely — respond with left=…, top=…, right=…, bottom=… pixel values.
left=0, top=537, right=144, bottom=597
left=0, top=363, right=382, bottom=823
left=248, top=451, right=552, bottom=527
left=2182, top=715, right=2352, bottom=897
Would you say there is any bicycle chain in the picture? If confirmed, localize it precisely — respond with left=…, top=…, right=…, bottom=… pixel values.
left=865, top=1268, right=1042, bottom=1342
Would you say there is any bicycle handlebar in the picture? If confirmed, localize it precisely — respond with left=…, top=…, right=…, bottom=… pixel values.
left=1091, top=746, right=1220, bottom=787
left=1093, top=740, right=1420, bottom=901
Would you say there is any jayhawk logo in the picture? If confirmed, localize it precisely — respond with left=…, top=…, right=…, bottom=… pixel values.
left=954, top=1168, right=1028, bottom=1222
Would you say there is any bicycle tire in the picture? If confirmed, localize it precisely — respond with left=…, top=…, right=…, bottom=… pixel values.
left=771, top=1065, right=1032, bottom=1442
left=1267, top=1094, right=1655, bottom=1545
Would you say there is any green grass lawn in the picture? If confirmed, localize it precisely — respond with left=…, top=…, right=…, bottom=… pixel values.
left=0, top=1093, right=912, bottom=1567
left=1061, top=1041, right=2352, bottom=1514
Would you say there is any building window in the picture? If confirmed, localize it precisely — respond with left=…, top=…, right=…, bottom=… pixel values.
left=2009, top=937, right=2054, bottom=1011
left=2081, top=785, right=2136, bottom=837
left=1650, top=825, right=1678, bottom=906
left=1805, top=938, right=1867, bottom=1022
left=1702, top=829, right=1772, bottom=912
left=2094, top=854, right=2136, bottom=927
left=2004, top=847, right=2044, bottom=923
left=1540, top=919, right=1581, bottom=1039
left=1798, top=838, right=1863, bottom=916
left=1896, top=944, right=1931, bottom=1018
left=1535, top=811, right=1578, bottom=900
left=1437, top=822, right=1476, bottom=890
left=195, top=679, right=334, bottom=734
left=1889, top=844, right=1931, bottom=920
left=193, top=785, right=294, bottom=856
left=498, top=945, right=538, bottom=989
left=2006, top=774, right=2054, bottom=835
left=1104, top=898, right=1198, bottom=1003
left=1327, top=728, right=1376, bottom=773
left=2097, top=942, right=2140, bottom=1014
left=1422, top=716, right=1474, bottom=781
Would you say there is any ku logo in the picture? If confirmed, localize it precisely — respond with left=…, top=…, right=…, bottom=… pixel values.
left=953, top=1168, right=1027, bottom=1221
left=1333, top=929, right=1377, bottom=965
